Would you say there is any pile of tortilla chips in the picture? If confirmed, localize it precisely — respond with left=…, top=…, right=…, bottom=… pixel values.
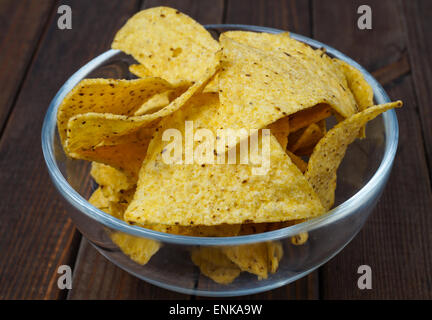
left=57, top=7, right=402, bottom=285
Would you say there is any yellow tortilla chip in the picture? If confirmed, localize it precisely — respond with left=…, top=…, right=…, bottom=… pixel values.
left=88, top=187, right=111, bottom=212
left=317, top=119, right=327, bottom=135
left=152, top=224, right=241, bottom=237
left=305, top=101, right=402, bottom=209
left=89, top=186, right=135, bottom=220
left=289, top=104, right=332, bottom=133
left=133, top=83, right=192, bottom=116
left=335, top=59, right=374, bottom=138
left=133, top=91, right=171, bottom=116
left=64, top=65, right=217, bottom=175
left=110, top=232, right=161, bottom=265
left=90, top=162, right=136, bottom=194
left=129, top=64, right=153, bottom=78
left=112, top=7, right=220, bottom=85
left=124, top=103, right=324, bottom=226
left=286, top=150, right=308, bottom=173
left=219, top=32, right=357, bottom=139
left=90, top=183, right=239, bottom=237
left=267, top=241, right=283, bottom=273
left=203, top=73, right=219, bottom=93
left=222, top=243, right=269, bottom=279
left=267, top=116, right=290, bottom=150
left=239, top=220, right=300, bottom=235
left=65, top=66, right=216, bottom=151
left=289, top=123, right=324, bottom=154
left=89, top=187, right=160, bottom=264
left=71, top=127, right=154, bottom=177
left=239, top=223, right=276, bottom=235
left=215, top=36, right=356, bottom=149
left=57, top=78, right=172, bottom=144
left=291, top=232, right=309, bottom=245
left=335, top=59, right=373, bottom=112
left=191, top=247, right=241, bottom=284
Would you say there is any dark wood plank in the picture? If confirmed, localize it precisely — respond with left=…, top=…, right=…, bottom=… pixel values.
left=225, top=0, right=311, bottom=35
left=313, top=0, right=407, bottom=72
left=402, top=0, right=432, bottom=176
left=68, top=0, right=225, bottom=299
left=313, top=0, right=432, bottom=299
left=0, top=0, right=54, bottom=135
left=0, top=0, right=141, bottom=300
left=145, top=0, right=224, bottom=25
left=216, top=0, right=319, bottom=300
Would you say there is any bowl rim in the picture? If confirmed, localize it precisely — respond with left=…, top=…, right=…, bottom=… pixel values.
left=41, top=24, right=398, bottom=246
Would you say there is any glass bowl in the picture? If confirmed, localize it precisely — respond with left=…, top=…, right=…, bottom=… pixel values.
left=41, top=24, right=398, bottom=297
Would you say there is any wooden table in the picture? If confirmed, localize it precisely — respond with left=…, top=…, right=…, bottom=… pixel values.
left=1, top=0, right=431, bottom=300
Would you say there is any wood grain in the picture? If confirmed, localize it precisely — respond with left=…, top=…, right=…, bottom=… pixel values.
left=313, top=0, right=432, bottom=299
left=0, top=0, right=141, bottom=300
left=225, top=0, right=311, bottom=35
left=145, top=0, right=224, bottom=25
left=0, top=0, right=54, bottom=134
left=402, top=0, right=432, bottom=176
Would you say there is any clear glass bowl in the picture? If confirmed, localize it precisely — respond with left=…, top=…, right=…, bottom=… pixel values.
left=41, top=25, right=398, bottom=297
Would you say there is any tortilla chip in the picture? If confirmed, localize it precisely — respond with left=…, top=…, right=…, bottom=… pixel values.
left=215, top=37, right=356, bottom=150
left=289, top=104, right=332, bottom=133
left=267, top=116, right=290, bottom=150
left=239, top=223, right=276, bottom=235
left=203, top=73, right=219, bottom=93
left=305, top=101, right=402, bottom=209
left=317, top=119, right=327, bottom=135
left=132, top=222, right=241, bottom=237
left=112, top=7, right=220, bottom=85
left=88, top=187, right=160, bottom=264
left=220, top=33, right=356, bottom=107
left=90, top=162, right=136, bottom=196
left=90, top=182, right=239, bottom=239
left=89, top=162, right=241, bottom=237
left=267, top=241, right=283, bottom=273
left=133, top=91, right=171, bottom=116
left=291, top=232, right=309, bottom=245
left=71, top=127, right=154, bottom=177
left=286, top=150, right=308, bottom=173
left=222, top=243, right=269, bottom=279
left=88, top=187, right=110, bottom=212
left=90, top=184, right=136, bottom=217
left=164, top=224, right=241, bottom=237
left=57, top=78, right=173, bottom=144
left=64, top=65, right=217, bottom=174
left=239, top=220, right=299, bottom=235
left=335, top=59, right=374, bottom=138
left=289, top=123, right=324, bottom=154
left=125, top=127, right=324, bottom=226
left=129, top=64, right=153, bottom=78
left=335, top=59, right=373, bottom=112
left=110, top=232, right=161, bottom=265
left=191, top=247, right=241, bottom=284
